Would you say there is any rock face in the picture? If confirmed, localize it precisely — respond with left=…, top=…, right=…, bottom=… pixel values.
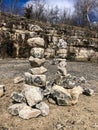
left=22, top=84, right=43, bottom=106
left=27, top=37, right=45, bottom=48
left=0, top=85, right=6, bottom=97
left=19, top=106, right=41, bottom=119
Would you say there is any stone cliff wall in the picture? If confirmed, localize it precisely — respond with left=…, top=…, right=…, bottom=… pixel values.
left=0, top=13, right=98, bottom=62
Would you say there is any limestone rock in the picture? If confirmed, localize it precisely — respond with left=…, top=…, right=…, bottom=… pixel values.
left=45, top=48, right=55, bottom=58
left=57, top=49, right=67, bottom=58
left=29, top=24, right=43, bottom=32
left=29, top=66, right=47, bottom=75
left=8, top=103, right=27, bottom=116
left=30, top=47, right=44, bottom=59
left=27, top=37, right=45, bottom=47
left=36, top=102, right=49, bottom=116
left=19, top=106, right=41, bottom=119
left=0, top=85, right=6, bottom=97
left=57, top=39, right=67, bottom=49
left=22, top=84, right=43, bottom=106
left=25, top=72, right=46, bottom=87
left=52, top=85, right=83, bottom=105
left=14, top=76, right=24, bottom=84
left=57, top=60, right=67, bottom=76
left=11, top=92, right=26, bottom=103
left=29, top=56, right=45, bottom=67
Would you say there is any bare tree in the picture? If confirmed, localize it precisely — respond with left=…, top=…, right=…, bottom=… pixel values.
left=75, top=0, right=98, bottom=26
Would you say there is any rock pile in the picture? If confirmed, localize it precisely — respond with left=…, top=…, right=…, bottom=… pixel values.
left=8, top=41, right=94, bottom=120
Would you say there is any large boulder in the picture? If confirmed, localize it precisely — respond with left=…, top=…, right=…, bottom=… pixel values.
left=29, top=56, right=45, bottom=67
left=24, top=72, right=46, bottom=87
left=27, top=37, right=45, bottom=48
left=30, top=47, right=44, bottom=59
left=22, top=84, right=43, bottom=106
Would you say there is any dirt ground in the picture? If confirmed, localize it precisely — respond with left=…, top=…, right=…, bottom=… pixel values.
left=0, top=58, right=98, bottom=130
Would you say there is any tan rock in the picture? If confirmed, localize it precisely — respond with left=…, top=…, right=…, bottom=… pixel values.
left=30, top=66, right=47, bottom=75
left=29, top=56, right=45, bottom=67
left=19, top=106, right=41, bottom=119
left=27, top=37, right=45, bottom=47
left=14, top=76, right=24, bottom=84
left=30, top=47, right=44, bottom=58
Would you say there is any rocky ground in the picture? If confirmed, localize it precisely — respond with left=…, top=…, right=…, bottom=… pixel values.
left=0, top=58, right=98, bottom=130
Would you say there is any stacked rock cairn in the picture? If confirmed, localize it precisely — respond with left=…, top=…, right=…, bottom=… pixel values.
left=8, top=34, right=94, bottom=120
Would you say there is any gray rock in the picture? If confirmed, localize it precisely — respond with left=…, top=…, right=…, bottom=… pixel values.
left=11, top=92, right=26, bottom=103
left=29, top=56, right=45, bottom=67
left=14, top=76, right=24, bottom=84
left=27, top=37, right=45, bottom=47
left=19, top=106, right=41, bottom=119
left=36, top=102, right=49, bottom=116
left=78, top=76, right=86, bottom=84
left=57, top=39, right=67, bottom=49
left=24, top=72, right=46, bottom=87
left=52, top=85, right=83, bottom=105
left=8, top=103, right=27, bottom=116
left=0, top=85, right=6, bottom=97
left=22, top=84, right=43, bottom=106
left=83, top=88, right=94, bottom=96
left=29, top=24, right=43, bottom=32
left=29, top=66, right=47, bottom=75
left=30, top=47, right=44, bottom=59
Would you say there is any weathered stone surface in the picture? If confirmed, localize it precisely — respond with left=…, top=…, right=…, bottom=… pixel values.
left=25, top=72, right=46, bottom=87
left=22, top=84, right=43, bottom=106
left=57, top=39, right=67, bottom=49
left=29, top=24, right=43, bottom=32
left=29, top=56, right=45, bottom=67
left=57, top=60, right=67, bottom=76
left=30, top=47, right=44, bottom=59
left=29, top=66, right=47, bottom=75
left=36, top=102, right=49, bottom=116
left=83, top=88, right=94, bottom=96
left=14, top=76, right=24, bottom=84
left=19, top=106, right=41, bottom=119
left=0, top=85, right=6, bottom=97
left=52, top=85, right=83, bottom=105
left=78, top=76, right=86, bottom=84
left=11, top=92, right=26, bottom=103
left=27, top=37, right=45, bottom=47
left=57, top=49, right=67, bottom=58
left=8, top=103, right=27, bottom=116
left=45, top=48, right=55, bottom=58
